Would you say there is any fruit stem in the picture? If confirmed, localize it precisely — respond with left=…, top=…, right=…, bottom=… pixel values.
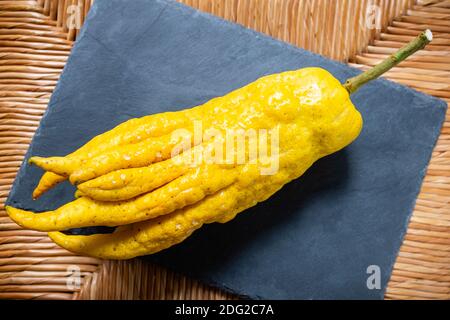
left=343, top=29, right=433, bottom=94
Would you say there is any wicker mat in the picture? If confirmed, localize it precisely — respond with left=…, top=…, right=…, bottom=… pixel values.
left=0, top=0, right=448, bottom=300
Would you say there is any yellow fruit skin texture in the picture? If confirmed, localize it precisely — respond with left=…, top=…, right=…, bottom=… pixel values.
left=8, top=67, right=363, bottom=259
left=30, top=109, right=192, bottom=195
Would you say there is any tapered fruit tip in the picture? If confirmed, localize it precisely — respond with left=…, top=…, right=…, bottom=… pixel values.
left=48, top=232, right=67, bottom=247
left=74, top=190, right=84, bottom=198
left=47, top=231, right=58, bottom=243
left=28, top=156, right=46, bottom=167
left=69, top=176, right=79, bottom=186
left=5, top=205, right=17, bottom=215
left=32, top=191, right=41, bottom=200
left=32, top=187, right=40, bottom=200
left=28, top=157, right=37, bottom=165
left=5, top=206, right=20, bottom=223
left=48, top=231, right=58, bottom=239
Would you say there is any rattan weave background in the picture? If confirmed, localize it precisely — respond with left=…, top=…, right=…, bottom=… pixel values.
left=0, top=0, right=449, bottom=299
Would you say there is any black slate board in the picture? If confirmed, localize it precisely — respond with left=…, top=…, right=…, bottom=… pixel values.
left=6, top=0, right=447, bottom=299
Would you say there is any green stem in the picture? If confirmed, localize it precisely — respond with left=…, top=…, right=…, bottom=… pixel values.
left=343, top=29, right=433, bottom=94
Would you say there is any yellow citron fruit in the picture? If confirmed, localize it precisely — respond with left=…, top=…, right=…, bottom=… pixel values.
left=7, top=67, right=363, bottom=257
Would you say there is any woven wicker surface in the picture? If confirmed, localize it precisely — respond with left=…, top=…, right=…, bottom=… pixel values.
left=0, top=0, right=448, bottom=300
